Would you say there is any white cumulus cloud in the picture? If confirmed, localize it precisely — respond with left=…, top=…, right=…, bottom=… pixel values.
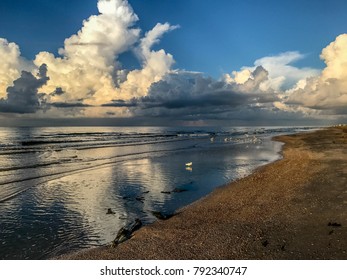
left=0, top=39, right=32, bottom=99
left=0, top=0, right=346, bottom=124
left=30, top=0, right=178, bottom=117
left=286, top=34, right=347, bottom=112
left=229, top=51, right=320, bottom=91
left=114, top=23, right=179, bottom=101
left=34, top=0, right=141, bottom=108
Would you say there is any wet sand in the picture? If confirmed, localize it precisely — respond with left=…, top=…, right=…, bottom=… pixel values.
left=60, top=126, right=347, bottom=259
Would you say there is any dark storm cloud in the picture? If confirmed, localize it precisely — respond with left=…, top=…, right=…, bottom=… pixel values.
left=123, top=67, right=279, bottom=119
left=0, top=64, right=49, bottom=114
left=49, top=102, right=92, bottom=108
left=102, top=99, right=138, bottom=107
left=50, top=87, right=65, bottom=96
left=140, top=90, right=249, bottom=109
left=332, top=107, right=347, bottom=115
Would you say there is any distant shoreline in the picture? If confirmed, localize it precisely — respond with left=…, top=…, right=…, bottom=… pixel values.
left=58, top=126, right=347, bottom=259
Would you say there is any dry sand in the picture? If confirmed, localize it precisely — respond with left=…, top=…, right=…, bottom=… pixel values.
left=60, top=126, right=347, bottom=260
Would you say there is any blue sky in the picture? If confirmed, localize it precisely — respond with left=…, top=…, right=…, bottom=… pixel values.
left=0, top=0, right=347, bottom=125
left=131, top=0, right=347, bottom=75
left=1, top=0, right=346, bottom=76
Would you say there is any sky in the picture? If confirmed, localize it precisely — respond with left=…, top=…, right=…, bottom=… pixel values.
left=0, top=0, right=347, bottom=126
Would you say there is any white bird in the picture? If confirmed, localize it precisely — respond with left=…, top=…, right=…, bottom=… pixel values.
left=185, top=162, right=192, bottom=167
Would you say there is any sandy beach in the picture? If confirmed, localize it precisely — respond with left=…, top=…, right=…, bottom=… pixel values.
left=60, top=126, right=347, bottom=260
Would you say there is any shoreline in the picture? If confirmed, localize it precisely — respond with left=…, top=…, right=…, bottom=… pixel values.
left=59, top=126, right=347, bottom=259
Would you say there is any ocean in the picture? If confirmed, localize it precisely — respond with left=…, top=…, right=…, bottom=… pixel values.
left=0, top=126, right=315, bottom=259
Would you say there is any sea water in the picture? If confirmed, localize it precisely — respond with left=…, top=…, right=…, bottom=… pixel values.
left=0, top=126, right=315, bottom=259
